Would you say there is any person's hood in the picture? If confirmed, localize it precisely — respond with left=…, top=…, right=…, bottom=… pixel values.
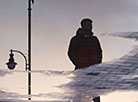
left=76, top=28, right=94, bottom=37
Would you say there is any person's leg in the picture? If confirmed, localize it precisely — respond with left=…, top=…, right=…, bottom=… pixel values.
left=93, top=96, right=100, bottom=102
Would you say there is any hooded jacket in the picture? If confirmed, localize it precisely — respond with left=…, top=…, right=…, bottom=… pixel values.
left=68, top=28, right=102, bottom=70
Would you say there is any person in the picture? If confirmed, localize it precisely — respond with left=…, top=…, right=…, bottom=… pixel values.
left=67, top=18, right=102, bottom=102
left=68, top=18, right=102, bottom=70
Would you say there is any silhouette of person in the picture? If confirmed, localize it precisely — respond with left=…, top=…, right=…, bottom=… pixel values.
left=68, top=18, right=102, bottom=70
left=67, top=18, right=102, bottom=102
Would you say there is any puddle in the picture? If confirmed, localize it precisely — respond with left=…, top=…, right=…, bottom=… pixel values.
left=0, top=35, right=138, bottom=101
left=101, top=91, right=138, bottom=102
left=0, top=71, right=71, bottom=101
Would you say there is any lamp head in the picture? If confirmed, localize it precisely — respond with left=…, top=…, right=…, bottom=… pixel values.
left=32, top=0, right=34, bottom=4
left=6, top=50, right=17, bottom=70
left=30, top=0, right=34, bottom=4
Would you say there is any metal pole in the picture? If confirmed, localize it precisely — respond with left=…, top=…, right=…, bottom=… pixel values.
left=28, top=0, right=34, bottom=100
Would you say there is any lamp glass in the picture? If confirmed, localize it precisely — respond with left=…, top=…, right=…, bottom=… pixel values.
left=6, top=62, right=17, bottom=70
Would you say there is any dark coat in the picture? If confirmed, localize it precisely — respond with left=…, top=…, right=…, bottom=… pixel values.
left=68, top=28, right=102, bottom=70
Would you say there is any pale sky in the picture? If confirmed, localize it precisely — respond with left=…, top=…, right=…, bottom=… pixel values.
left=0, top=0, right=138, bottom=71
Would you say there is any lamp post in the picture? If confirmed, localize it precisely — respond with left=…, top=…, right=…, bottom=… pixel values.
left=6, top=0, right=34, bottom=100
left=6, top=49, right=28, bottom=70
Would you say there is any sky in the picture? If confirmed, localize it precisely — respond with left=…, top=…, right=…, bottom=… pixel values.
left=0, top=0, right=138, bottom=71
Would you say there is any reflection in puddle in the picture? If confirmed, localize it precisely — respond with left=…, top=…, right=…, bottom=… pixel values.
left=0, top=70, right=138, bottom=101
left=101, top=36, right=137, bottom=62
left=0, top=72, right=27, bottom=94
left=102, top=91, right=138, bottom=102
left=0, top=35, right=138, bottom=101
left=0, top=71, right=72, bottom=101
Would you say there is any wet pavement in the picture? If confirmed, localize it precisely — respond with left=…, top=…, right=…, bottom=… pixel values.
left=0, top=32, right=138, bottom=102
left=58, top=32, right=138, bottom=101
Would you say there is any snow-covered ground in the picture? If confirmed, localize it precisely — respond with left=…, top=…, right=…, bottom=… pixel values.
left=0, top=32, right=138, bottom=102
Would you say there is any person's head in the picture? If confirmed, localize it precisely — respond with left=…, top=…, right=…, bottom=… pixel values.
left=81, top=18, right=93, bottom=32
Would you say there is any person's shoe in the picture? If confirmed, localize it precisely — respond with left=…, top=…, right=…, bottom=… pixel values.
left=93, top=96, right=100, bottom=102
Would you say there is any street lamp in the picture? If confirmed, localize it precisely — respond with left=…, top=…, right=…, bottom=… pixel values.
left=6, top=0, right=34, bottom=100
left=6, top=50, right=17, bottom=70
left=6, top=49, right=28, bottom=70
